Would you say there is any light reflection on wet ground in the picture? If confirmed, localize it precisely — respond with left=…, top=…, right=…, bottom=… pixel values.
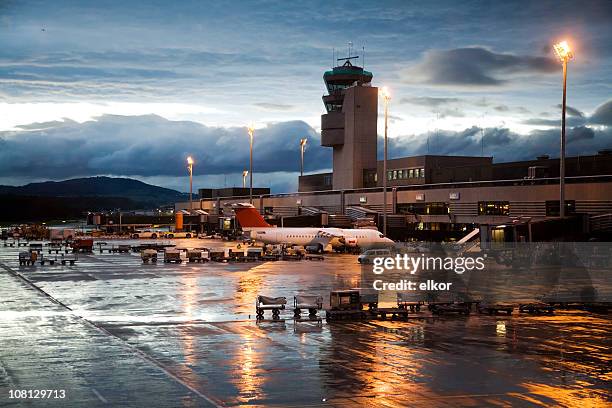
left=0, top=239, right=610, bottom=407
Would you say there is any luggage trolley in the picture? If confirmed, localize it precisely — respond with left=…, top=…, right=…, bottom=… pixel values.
left=256, top=295, right=287, bottom=319
left=293, top=295, right=323, bottom=317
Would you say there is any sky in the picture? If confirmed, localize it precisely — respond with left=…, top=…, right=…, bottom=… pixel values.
left=0, top=0, right=611, bottom=193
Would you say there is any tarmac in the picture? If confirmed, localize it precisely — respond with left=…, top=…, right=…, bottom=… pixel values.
left=0, top=239, right=610, bottom=407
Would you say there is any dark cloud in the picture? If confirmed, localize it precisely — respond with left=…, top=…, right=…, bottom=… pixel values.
left=402, top=47, right=557, bottom=87
left=438, top=108, right=465, bottom=118
left=589, top=99, right=612, bottom=126
left=493, top=105, right=530, bottom=114
left=567, top=126, right=595, bottom=142
left=493, top=105, right=510, bottom=112
left=382, top=125, right=611, bottom=162
left=377, top=113, right=404, bottom=123
left=399, top=96, right=461, bottom=107
left=0, top=48, right=286, bottom=102
left=253, top=102, right=295, bottom=111
left=0, top=115, right=331, bottom=179
left=522, top=117, right=586, bottom=127
left=399, top=96, right=530, bottom=116
left=556, top=104, right=585, bottom=118
left=2, top=114, right=610, bottom=193
left=528, top=99, right=612, bottom=128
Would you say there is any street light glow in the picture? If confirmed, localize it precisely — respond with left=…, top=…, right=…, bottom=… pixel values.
left=186, top=156, right=194, bottom=212
left=553, top=40, right=574, bottom=218
left=380, top=86, right=391, bottom=235
left=553, top=41, right=573, bottom=62
left=299, top=138, right=308, bottom=177
left=380, top=86, right=391, bottom=100
left=242, top=170, right=249, bottom=188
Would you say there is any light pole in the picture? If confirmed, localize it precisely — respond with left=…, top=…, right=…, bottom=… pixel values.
left=187, top=156, right=194, bottom=213
left=380, top=86, right=391, bottom=236
left=242, top=170, right=249, bottom=188
left=247, top=126, right=254, bottom=204
left=553, top=41, right=573, bottom=218
left=299, top=138, right=308, bottom=177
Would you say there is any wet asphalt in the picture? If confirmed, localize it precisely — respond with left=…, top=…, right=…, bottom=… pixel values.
left=0, top=239, right=609, bottom=407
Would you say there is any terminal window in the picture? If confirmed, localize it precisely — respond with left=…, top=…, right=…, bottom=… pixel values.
left=363, top=169, right=377, bottom=187
left=398, top=203, right=425, bottom=214
left=397, top=202, right=448, bottom=215
left=478, top=201, right=510, bottom=216
left=426, top=202, right=449, bottom=215
left=387, top=167, right=424, bottom=181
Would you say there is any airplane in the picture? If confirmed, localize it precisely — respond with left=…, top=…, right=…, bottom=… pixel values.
left=232, top=203, right=395, bottom=252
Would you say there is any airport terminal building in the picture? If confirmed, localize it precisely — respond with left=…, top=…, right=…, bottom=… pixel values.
left=176, top=59, right=612, bottom=241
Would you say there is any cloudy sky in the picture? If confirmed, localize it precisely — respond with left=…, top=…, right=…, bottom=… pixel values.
left=0, top=0, right=611, bottom=192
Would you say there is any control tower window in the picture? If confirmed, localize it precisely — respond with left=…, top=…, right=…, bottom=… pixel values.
left=326, top=83, right=351, bottom=93
left=325, top=102, right=343, bottom=112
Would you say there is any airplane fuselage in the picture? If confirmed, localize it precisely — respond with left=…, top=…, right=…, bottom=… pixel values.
left=231, top=203, right=395, bottom=251
left=247, top=227, right=394, bottom=250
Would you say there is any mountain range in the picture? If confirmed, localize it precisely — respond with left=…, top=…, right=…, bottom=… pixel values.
left=0, top=177, right=189, bottom=222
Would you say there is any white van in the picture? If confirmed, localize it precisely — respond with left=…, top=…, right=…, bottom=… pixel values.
left=164, top=231, right=193, bottom=239
left=358, top=248, right=392, bottom=264
left=131, top=230, right=159, bottom=239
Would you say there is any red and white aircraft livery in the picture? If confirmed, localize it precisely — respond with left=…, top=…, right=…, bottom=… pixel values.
left=232, top=203, right=395, bottom=252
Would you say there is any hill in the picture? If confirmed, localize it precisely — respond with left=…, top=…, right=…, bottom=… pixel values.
left=0, top=177, right=189, bottom=222
left=0, top=177, right=188, bottom=207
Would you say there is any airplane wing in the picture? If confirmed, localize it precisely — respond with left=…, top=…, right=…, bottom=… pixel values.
left=316, top=229, right=343, bottom=239
left=316, top=229, right=346, bottom=246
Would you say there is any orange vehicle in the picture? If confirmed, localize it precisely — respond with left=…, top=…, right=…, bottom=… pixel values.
left=71, top=238, right=94, bottom=253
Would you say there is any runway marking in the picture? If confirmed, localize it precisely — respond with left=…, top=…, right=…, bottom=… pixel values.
left=0, top=262, right=224, bottom=408
left=91, top=388, right=107, bottom=403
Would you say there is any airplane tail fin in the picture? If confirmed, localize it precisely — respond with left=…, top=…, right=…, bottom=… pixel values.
left=233, top=203, right=271, bottom=228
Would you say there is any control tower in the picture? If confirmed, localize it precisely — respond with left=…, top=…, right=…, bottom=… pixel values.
left=320, top=53, right=378, bottom=190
